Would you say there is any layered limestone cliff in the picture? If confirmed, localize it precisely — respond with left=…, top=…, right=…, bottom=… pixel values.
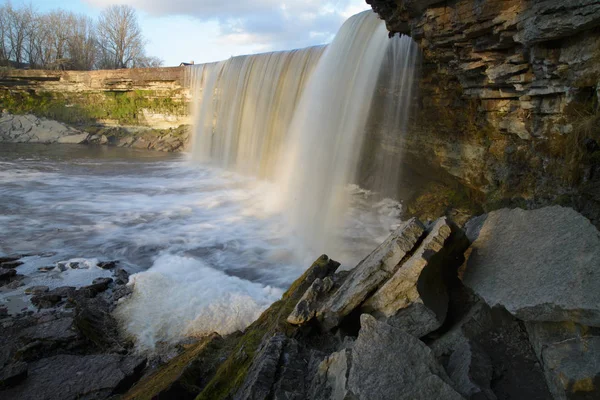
left=366, top=0, right=600, bottom=226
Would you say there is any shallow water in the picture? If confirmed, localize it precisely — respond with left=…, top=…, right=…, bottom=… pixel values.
left=0, top=144, right=401, bottom=349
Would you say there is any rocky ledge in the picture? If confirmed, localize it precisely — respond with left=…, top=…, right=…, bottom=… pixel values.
left=113, top=205, right=600, bottom=400
left=0, top=112, right=190, bottom=152
left=364, top=0, right=600, bottom=228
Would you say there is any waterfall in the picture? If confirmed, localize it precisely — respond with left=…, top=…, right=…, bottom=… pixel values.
left=189, top=10, right=420, bottom=260
left=188, top=47, right=324, bottom=178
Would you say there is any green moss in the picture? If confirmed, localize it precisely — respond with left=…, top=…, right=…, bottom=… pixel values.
left=0, top=89, right=187, bottom=126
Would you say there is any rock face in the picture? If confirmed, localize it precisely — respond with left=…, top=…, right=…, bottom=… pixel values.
left=365, top=0, right=600, bottom=228
left=462, top=206, right=600, bottom=326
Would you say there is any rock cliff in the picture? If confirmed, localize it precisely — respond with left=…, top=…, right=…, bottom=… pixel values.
left=364, top=0, right=600, bottom=227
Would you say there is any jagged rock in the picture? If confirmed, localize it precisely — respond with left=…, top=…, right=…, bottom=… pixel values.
left=318, top=218, right=425, bottom=330
left=362, top=217, right=467, bottom=337
left=309, top=348, right=352, bottom=400
left=0, top=354, right=146, bottom=400
left=48, top=286, right=76, bottom=298
left=345, top=315, right=463, bottom=400
left=526, top=321, right=600, bottom=400
left=0, top=361, right=28, bottom=388
left=288, top=277, right=334, bottom=325
left=0, top=256, right=21, bottom=264
left=447, top=341, right=496, bottom=400
left=462, top=207, right=600, bottom=327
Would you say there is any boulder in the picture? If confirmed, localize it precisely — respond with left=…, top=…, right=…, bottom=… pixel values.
left=344, top=315, right=463, bottom=400
left=0, top=261, right=23, bottom=269
left=318, top=218, right=425, bottom=330
left=526, top=321, right=600, bottom=400
left=0, top=354, right=146, bottom=400
left=446, top=341, right=496, bottom=400
left=362, top=217, right=467, bottom=337
left=24, top=286, right=49, bottom=295
left=462, top=207, right=600, bottom=327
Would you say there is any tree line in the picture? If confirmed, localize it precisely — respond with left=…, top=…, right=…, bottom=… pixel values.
left=0, top=3, right=163, bottom=71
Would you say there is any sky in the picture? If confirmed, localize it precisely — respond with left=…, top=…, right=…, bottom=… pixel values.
left=26, top=0, right=372, bottom=66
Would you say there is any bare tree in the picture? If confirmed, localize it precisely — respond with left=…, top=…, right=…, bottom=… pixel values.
left=96, top=5, right=144, bottom=69
left=68, top=15, right=97, bottom=70
left=133, top=55, right=164, bottom=68
left=5, top=3, right=34, bottom=67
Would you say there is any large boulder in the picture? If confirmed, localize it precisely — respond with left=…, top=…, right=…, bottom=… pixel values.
left=362, top=217, right=468, bottom=337
left=446, top=341, right=496, bottom=400
left=318, top=218, right=425, bottom=330
left=313, top=314, right=464, bottom=400
left=462, top=207, right=600, bottom=327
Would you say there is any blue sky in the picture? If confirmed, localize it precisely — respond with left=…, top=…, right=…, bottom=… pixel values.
left=26, top=0, right=371, bottom=66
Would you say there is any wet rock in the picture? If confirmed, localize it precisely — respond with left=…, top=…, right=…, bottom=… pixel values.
left=24, top=286, right=50, bottom=295
left=114, top=267, right=130, bottom=285
left=0, top=361, right=28, bottom=389
left=0, top=256, right=21, bottom=264
left=0, top=354, right=146, bottom=400
left=80, top=277, right=113, bottom=298
left=0, top=261, right=23, bottom=269
left=526, top=321, right=600, bottom=400
left=5, top=275, right=26, bottom=289
left=463, top=207, right=600, bottom=327
left=362, top=217, right=467, bottom=337
left=0, top=267, right=17, bottom=282
left=447, top=341, right=496, bottom=400
left=37, top=266, right=55, bottom=273
left=73, top=297, right=123, bottom=351
left=288, top=277, right=334, bottom=325
left=0, top=306, right=7, bottom=317
left=49, top=286, right=76, bottom=298
left=30, top=294, right=62, bottom=309
left=97, top=260, right=119, bottom=270
left=318, top=218, right=425, bottom=330
left=346, top=315, right=462, bottom=400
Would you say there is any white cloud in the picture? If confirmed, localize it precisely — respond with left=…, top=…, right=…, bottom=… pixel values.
left=84, top=0, right=371, bottom=53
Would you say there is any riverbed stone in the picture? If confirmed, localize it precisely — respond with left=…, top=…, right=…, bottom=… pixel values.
left=462, top=207, right=600, bottom=327
left=0, top=267, right=17, bottom=282
left=318, top=218, right=425, bottom=330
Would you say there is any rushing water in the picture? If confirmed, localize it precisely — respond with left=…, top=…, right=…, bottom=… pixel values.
left=0, top=144, right=402, bottom=349
left=189, top=11, right=420, bottom=257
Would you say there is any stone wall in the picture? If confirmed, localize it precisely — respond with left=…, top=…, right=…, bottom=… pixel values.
left=366, top=0, right=600, bottom=227
left=0, top=67, right=191, bottom=129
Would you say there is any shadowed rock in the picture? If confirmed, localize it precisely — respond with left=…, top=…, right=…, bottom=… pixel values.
left=288, top=277, right=334, bottom=325
left=447, top=341, right=496, bottom=400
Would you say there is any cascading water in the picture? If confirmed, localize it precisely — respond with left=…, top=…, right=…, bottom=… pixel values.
left=188, top=47, right=324, bottom=178
left=189, top=10, right=420, bottom=260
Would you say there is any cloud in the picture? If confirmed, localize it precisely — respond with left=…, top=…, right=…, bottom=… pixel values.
left=84, top=0, right=371, bottom=51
